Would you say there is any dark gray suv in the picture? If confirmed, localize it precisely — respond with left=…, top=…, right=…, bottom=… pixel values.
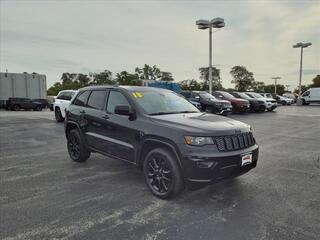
left=65, top=86, right=259, bottom=199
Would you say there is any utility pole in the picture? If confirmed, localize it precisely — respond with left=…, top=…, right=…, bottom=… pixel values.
left=293, top=42, right=312, bottom=95
left=272, top=77, right=281, bottom=94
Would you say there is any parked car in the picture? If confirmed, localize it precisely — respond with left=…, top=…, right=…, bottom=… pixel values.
left=299, top=88, right=320, bottom=105
left=230, top=92, right=266, bottom=112
left=180, top=91, right=232, bottom=115
left=54, top=90, right=77, bottom=122
left=65, top=86, right=259, bottom=199
left=283, top=93, right=297, bottom=103
left=275, top=95, right=293, bottom=105
left=32, top=99, right=50, bottom=109
left=6, top=97, right=42, bottom=111
left=212, top=91, right=250, bottom=113
left=245, top=92, right=277, bottom=111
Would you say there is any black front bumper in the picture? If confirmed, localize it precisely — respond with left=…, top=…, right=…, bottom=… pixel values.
left=180, top=144, right=259, bottom=185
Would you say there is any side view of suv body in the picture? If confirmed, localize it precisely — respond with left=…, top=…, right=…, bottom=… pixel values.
left=245, top=92, right=277, bottom=111
left=180, top=91, right=232, bottom=115
left=54, top=90, right=77, bottom=122
left=6, top=98, right=42, bottom=111
left=212, top=91, right=250, bottom=113
left=230, top=92, right=266, bottom=112
left=65, top=86, right=259, bottom=199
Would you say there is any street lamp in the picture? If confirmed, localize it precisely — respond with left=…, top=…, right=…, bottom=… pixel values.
left=272, top=77, right=281, bottom=94
left=293, top=42, right=312, bottom=95
left=196, top=17, right=225, bottom=94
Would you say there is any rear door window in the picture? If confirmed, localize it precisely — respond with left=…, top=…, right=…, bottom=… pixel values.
left=74, top=91, right=91, bottom=107
left=87, top=90, right=107, bottom=110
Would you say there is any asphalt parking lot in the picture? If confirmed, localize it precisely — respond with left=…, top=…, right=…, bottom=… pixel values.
left=1, top=106, right=320, bottom=240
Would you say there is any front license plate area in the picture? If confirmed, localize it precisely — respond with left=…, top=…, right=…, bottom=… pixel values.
left=241, top=153, right=252, bottom=166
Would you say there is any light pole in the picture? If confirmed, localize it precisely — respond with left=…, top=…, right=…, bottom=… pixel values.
left=272, top=77, right=281, bottom=94
left=293, top=42, right=312, bottom=95
left=196, top=18, right=225, bottom=94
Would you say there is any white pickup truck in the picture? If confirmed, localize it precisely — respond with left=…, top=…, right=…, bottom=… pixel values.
left=53, top=90, right=78, bottom=122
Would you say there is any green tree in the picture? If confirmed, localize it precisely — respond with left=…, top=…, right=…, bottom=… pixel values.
left=310, top=75, right=320, bottom=87
left=199, top=67, right=222, bottom=91
left=116, top=71, right=140, bottom=85
left=159, top=71, right=174, bottom=81
left=179, top=79, right=201, bottom=90
left=251, top=81, right=266, bottom=93
left=135, top=64, right=161, bottom=80
left=264, top=84, right=285, bottom=95
left=92, top=70, right=115, bottom=85
left=230, top=66, right=255, bottom=91
left=47, top=82, right=63, bottom=96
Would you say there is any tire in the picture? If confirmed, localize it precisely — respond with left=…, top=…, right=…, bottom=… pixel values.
left=34, top=105, right=42, bottom=111
left=55, top=107, right=64, bottom=122
left=143, top=148, right=184, bottom=199
left=67, top=129, right=90, bottom=162
left=13, top=105, right=20, bottom=111
left=205, top=106, right=213, bottom=113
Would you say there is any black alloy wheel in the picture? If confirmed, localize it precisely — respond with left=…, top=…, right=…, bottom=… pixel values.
left=146, top=156, right=173, bottom=194
left=67, top=129, right=90, bottom=162
left=143, top=148, right=184, bottom=199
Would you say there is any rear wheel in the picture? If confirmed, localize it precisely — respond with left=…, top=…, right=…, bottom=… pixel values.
left=55, top=107, right=64, bottom=122
left=143, top=148, right=184, bottom=199
left=67, top=129, right=90, bottom=162
left=34, top=105, right=42, bottom=111
left=13, top=105, right=20, bottom=111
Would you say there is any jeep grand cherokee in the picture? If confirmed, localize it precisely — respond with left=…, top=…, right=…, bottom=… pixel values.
left=65, top=86, right=259, bottom=199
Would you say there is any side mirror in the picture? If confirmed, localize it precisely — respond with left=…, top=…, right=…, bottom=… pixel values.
left=114, top=105, right=136, bottom=121
left=114, top=105, right=131, bottom=116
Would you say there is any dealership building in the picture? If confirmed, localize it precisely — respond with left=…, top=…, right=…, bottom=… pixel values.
left=0, top=72, right=47, bottom=107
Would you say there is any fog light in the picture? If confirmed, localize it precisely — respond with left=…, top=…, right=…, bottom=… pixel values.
left=197, top=161, right=215, bottom=168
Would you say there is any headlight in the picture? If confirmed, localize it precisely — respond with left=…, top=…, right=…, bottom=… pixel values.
left=215, top=103, right=222, bottom=106
left=184, top=136, right=215, bottom=146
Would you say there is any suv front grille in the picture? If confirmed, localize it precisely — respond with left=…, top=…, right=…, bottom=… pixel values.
left=215, top=132, right=255, bottom=152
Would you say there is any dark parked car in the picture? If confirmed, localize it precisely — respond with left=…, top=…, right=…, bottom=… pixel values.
left=180, top=91, right=232, bottom=116
left=230, top=92, right=266, bottom=112
left=65, top=86, right=259, bottom=199
left=32, top=99, right=50, bottom=109
left=6, top=98, right=42, bottom=111
left=212, top=91, right=250, bottom=113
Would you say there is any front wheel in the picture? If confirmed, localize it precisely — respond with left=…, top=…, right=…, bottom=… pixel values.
left=143, top=148, right=184, bottom=199
left=67, top=129, right=90, bottom=162
left=34, top=105, right=42, bottom=111
left=55, top=107, right=64, bottom=122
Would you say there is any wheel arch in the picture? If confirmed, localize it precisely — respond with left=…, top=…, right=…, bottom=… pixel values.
left=137, top=136, right=183, bottom=171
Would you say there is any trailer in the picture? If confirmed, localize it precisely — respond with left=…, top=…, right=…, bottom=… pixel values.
left=0, top=72, right=47, bottom=108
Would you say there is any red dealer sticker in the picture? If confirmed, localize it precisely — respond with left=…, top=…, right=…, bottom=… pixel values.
left=241, top=153, right=252, bottom=166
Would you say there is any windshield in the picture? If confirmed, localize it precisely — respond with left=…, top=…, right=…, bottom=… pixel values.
left=220, top=91, right=235, bottom=98
left=132, top=90, right=199, bottom=115
left=199, top=92, right=216, bottom=100
left=252, top=93, right=263, bottom=98
left=237, top=92, right=252, bottom=99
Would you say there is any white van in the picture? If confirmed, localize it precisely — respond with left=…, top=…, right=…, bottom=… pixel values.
left=300, top=88, right=320, bottom=105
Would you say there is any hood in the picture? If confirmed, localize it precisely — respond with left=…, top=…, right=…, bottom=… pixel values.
left=149, top=112, right=251, bottom=136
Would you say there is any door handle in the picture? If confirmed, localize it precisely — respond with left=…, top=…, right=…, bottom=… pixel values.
left=102, top=114, right=109, bottom=120
left=80, top=110, right=85, bottom=114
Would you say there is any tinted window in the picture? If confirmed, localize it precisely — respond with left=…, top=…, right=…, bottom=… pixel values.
left=74, top=91, right=90, bottom=106
left=57, top=91, right=76, bottom=100
left=107, top=91, right=130, bottom=113
left=180, top=91, right=191, bottom=98
left=87, top=90, right=107, bottom=110
left=302, top=91, right=310, bottom=97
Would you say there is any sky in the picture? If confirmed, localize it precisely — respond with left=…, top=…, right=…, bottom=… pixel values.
left=0, top=0, right=319, bottom=91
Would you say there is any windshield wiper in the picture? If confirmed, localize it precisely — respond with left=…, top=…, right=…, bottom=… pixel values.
left=149, top=111, right=198, bottom=116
